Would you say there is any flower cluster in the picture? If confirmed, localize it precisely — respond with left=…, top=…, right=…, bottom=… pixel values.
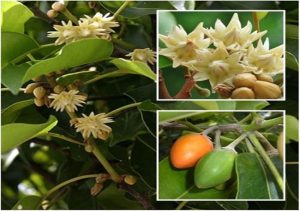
left=126, top=48, right=156, bottom=65
left=48, top=12, right=119, bottom=45
left=159, top=13, right=283, bottom=88
left=70, top=112, right=113, bottom=140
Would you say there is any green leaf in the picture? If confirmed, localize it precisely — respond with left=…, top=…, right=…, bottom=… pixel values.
left=192, top=101, right=219, bottom=110
left=159, top=111, right=199, bottom=123
left=56, top=69, right=100, bottom=86
left=22, top=38, right=113, bottom=83
left=1, top=63, right=31, bottom=95
left=159, top=55, right=172, bottom=69
left=236, top=153, right=271, bottom=199
left=286, top=115, right=298, bottom=141
left=286, top=24, right=298, bottom=39
left=1, top=115, right=58, bottom=154
left=1, top=1, right=33, bottom=33
left=12, top=195, right=41, bottom=210
left=159, top=157, right=231, bottom=199
left=235, top=101, right=269, bottom=110
left=286, top=51, right=298, bottom=71
left=159, top=11, right=177, bottom=35
left=1, top=32, right=39, bottom=68
left=1, top=99, right=34, bottom=125
left=96, top=183, right=142, bottom=209
left=111, top=58, right=156, bottom=81
left=217, top=101, right=236, bottom=110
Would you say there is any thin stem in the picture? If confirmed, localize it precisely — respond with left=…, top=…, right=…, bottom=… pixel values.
left=84, top=71, right=127, bottom=85
left=61, top=8, right=78, bottom=24
left=224, top=133, right=248, bottom=150
left=46, top=132, right=84, bottom=146
left=1, top=88, right=25, bottom=92
left=242, top=116, right=283, bottom=131
left=112, top=0, right=131, bottom=19
left=106, top=102, right=141, bottom=116
left=38, top=174, right=99, bottom=208
left=215, top=130, right=221, bottom=149
left=176, top=201, right=188, bottom=210
left=245, top=138, right=255, bottom=153
left=286, top=162, right=298, bottom=165
left=174, top=74, right=195, bottom=99
left=202, top=126, right=218, bottom=135
left=248, top=133, right=284, bottom=192
left=252, top=12, right=260, bottom=32
left=255, top=131, right=278, bottom=154
left=89, top=139, right=121, bottom=183
left=177, top=120, right=202, bottom=133
left=239, top=113, right=252, bottom=124
left=159, top=72, right=173, bottom=99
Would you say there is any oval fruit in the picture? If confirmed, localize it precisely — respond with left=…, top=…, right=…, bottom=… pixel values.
left=256, top=74, right=273, bottom=83
left=233, top=73, right=257, bottom=88
left=194, top=149, right=236, bottom=189
left=231, top=87, right=255, bottom=99
left=170, top=133, right=213, bottom=169
left=253, top=80, right=281, bottom=99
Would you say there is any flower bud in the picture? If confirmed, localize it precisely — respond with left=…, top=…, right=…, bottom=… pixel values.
left=231, top=87, right=255, bottom=99
left=256, top=74, right=273, bottom=83
left=233, top=73, right=257, bottom=88
left=253, top=81, right=282, bottom=99
left=24, top=83, right=40, bottom=94
left=47, top=9, right=58, bottom=18
left=51, top=2, right=66, bottom=12
left=34, top=98, right=45, bottom=107
left=124, top=175, right=137, bottom=185
left=53, top=85, right=65, bottom=94
left=33, top=87, right=47, bottom=99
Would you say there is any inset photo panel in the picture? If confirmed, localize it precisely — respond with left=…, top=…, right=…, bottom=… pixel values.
left=157, top=110, right=285, bottom=201
left=157, top=10, right=285, bottom=101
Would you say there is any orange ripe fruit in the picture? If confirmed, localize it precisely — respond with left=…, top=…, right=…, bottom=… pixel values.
left=170, top=133, right=214, bottom=169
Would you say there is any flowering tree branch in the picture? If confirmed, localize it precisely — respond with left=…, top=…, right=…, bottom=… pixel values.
left=174, top=74, right=195, bottom=99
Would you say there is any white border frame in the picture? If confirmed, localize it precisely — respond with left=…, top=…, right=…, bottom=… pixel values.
left=156, top=110, right=286, bottom=201
left=156, top=10, right=286, bottom=102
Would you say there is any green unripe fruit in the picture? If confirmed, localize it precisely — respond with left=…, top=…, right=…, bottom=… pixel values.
left=194, top=149, right=236, bottom=189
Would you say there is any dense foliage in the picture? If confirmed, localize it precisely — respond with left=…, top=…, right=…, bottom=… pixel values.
left=1, top=1, right=299, bottom=210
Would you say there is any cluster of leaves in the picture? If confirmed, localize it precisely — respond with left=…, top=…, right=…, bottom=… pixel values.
left=1, top=0, right=299, bottom=210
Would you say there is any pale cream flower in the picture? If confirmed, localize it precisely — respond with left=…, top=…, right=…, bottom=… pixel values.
left=190, top=43, right=245, bottom=88
left=246, top=38, right=284, bottom=74
left=159, top=23, right=211, bottom=68
left=48, top=12, right=119, bottom=45
left=126, top=48, right=156, bottom=65
left=203, top=13, right=267, bottom=51
left=70, top=112, right=113, bottom=140
left=49, top=90, right=87, bottom=112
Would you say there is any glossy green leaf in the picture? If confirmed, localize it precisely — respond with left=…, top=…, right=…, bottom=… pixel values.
left=12, top=195, right=41, bottom=210
left=159, top=56, right=172, bottom=69
left=192, top=101, right=219, bottom=110
left=159, top=157, right=231, bottom=199
left=1, top=115, right=58, bottom=153
left=286, top=115, right=298, bottom=141
left=23, top=38, right=113, bottom=83
left=235, top=101, right=269, bottom=110
left=159, top=111, right=199, bottom=123
left=111, top=58, right=156, bottom=81
left=1, top=99, right=34, bottom=125
left=1, top=1, right=33, bottom=33
left=56, top=69, right=100, bottom=86
left=236, top=153, right=271, bottom=199
left=286, top=24, right=298, bottom=39
left=217, top=101, right=236, bottom=110
left=1, top=32, right=39, bottom=68
left=96, top=183, right=142, bottom=209
left=1, top=63, right=31, bottom=95
left=286, top=51, right=298, bottom=71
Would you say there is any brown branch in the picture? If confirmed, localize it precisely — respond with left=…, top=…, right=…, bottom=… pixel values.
left=118, top=182, right=154, bottom=210
left=174, top=74, right=195, bottom=99
left=159, top=72, right=172, bottom=99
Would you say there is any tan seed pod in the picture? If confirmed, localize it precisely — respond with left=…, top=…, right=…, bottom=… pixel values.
left=256, top=74, right=273, bottom=83
left=34, top=98, right=45, bottom=107
left=24, top=83, right=40, bottom=94
left=233, top=73, right=257, bottom=88
left=253, top=81, right=282, bottom=99
left=231, top=87, right=255, bottom=99
left=214, top=83, right=234, bottom=98
left=33, top=87, right=46, bottom=99
left=51, top=2, right=66, bottom=12
left=124, top=175, right=137, bottom=185
left=47, top=9, right=58, bottom=18
left=53, top=85, right=65, bottom=94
